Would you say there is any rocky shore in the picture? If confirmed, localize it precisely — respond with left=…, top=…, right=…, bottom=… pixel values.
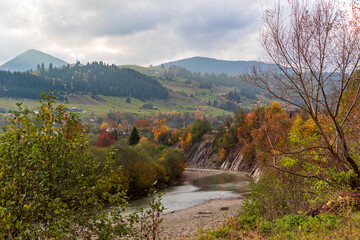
left=159, top=168, right=244, bottom=239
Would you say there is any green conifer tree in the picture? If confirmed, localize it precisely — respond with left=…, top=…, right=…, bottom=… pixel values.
left=129, top=126, right=140, bottom=145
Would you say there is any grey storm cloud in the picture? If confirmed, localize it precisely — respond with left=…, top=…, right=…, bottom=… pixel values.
left=0, top=0, right=264, bottom=66
left=40, top=1, right=167, bottom=37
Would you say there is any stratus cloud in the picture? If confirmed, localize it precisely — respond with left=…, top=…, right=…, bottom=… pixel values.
left=0, top=0, right=263, bottom=66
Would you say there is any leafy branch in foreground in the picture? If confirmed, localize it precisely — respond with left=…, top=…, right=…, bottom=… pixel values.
left=129, top=192, right=165, bottom=240
left=0, top=92, right=134, bottom=238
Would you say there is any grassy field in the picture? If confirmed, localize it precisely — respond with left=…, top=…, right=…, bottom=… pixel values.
left=0, top=93, right=232, bottom=118
left=0, top=65, right=263, bottom=118
left=0, top=98, right=41, bottom=110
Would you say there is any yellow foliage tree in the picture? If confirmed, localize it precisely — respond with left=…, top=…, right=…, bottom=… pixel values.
left=179, top=130, right=192, bottom=152
left=99, top=121, right=109, bottom=132
left=138, top=137, right=149, bottom=145
left=218, top=147, right=227, bottom=160
left=152, top=119, right=170, bottom=145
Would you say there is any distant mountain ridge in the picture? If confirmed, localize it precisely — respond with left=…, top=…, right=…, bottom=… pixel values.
left=0, top=49, right=68, bottom=72
left=158, top=56, right=274, bottom=75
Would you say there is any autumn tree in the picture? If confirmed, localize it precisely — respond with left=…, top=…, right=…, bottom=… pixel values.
left=194, top=109, right=203, bottom=119
left=169, top=128, right=182, bottom=146
left=183, top=111, right=190, bottom=122
left=152, top=119, right=170, bottom=145
left=248, top=103, right=292, bottom=164
left=190, top=118, right=212, bottom=142
left=179, top=119, right=212, bottom=152
left=249, top=0, right=360, bottom=188
left=96, top=131, right=116, bottom=147
left=179, top=128, right=193, bottom=152
left=135, top=119, right=151, bottom=129
left=215, top=109, right=246, bottom=161
left=99, top=121, right=109, bottom=132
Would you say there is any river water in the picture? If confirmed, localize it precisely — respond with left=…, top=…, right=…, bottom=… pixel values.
left=127, top=170, right=252, bottom=213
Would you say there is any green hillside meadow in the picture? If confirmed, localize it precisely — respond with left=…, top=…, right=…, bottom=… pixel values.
left=0, top=64, right=266, bottom=118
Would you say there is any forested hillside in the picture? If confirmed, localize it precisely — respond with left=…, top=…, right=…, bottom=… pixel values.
left=162, top=65, right=260, bottom=99
left=0, top=62, right=169, bottom=100
left=159, top=56, right=274, bottom=74
left=0, top=71, right=65, bottom=99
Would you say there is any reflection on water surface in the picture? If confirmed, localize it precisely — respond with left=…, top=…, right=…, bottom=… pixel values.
left=128, top=171, right=252, bottom=213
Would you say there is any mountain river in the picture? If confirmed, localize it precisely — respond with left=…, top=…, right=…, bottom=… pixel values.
left=127, top=169, right=252, bottom=213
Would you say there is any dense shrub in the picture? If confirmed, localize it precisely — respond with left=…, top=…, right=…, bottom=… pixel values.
left=0, top=93, right=132, bottom=238
left=90, top=141, right=186, bottom=200
left=240, top=174, right=315, bottom=221
left=197, top=174, right=360, bottom=239
left=190, top=118, right=212, bottom=142
left=111, top=143, right=186, bottom=199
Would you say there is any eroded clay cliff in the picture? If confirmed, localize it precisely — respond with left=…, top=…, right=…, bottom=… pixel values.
left=185, top=134, right=261, bottom=181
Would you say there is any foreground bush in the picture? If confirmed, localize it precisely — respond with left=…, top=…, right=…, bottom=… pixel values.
left=198, top=208, right=360, bottom=240
left=0, top=93, right=132, bottom=238
left=197, top=174, right=360, bottom=240
left=198, top=210, right=360, bottom=240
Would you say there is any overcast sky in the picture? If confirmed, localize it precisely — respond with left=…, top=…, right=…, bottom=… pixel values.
left=0, top=0, right=266, bottom=66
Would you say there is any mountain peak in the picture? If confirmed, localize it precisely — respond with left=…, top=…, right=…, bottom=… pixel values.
left=159, top=56, right=272, bottom=75
left=0, top=49, right=68, bottom=72
left=25, top=49, right=42, bottom=54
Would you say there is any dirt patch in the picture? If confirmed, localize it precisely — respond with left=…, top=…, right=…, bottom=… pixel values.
left=66, top=95, right=99, bottom=105
left=168, top=91, right=196, bottom=104
left=91, top=95, right=107, bottom=102
left=160, top=197, right=243, bottom=239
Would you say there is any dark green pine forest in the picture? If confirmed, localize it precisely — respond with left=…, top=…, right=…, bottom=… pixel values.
left=0, top=62, right=169, bottom=100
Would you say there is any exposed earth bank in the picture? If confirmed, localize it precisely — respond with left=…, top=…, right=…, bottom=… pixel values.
left=160, top=168, right=245, bottom=239
left=185, top=134, right=261, bottom=181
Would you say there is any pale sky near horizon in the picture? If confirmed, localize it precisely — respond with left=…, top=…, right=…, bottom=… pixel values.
left=0, top=0, right=267, bottom=66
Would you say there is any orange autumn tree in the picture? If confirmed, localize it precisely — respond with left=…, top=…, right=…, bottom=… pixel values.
left=249, top=102, right=293, bottom=165
left=194, top=109, right=203, bottom=119
left=152, top=118, right=170, bottom=145
left=96, top=131, right=116, bottom=147
left=179, top=128, right=192, bottom=152
left=180, top=119, right=212, bottom=152
left=134, top=119, right=151, bottom=130
left=169, top=128, right=183, bottom=146
left=233, top=108, right=265, bottom=164
left=220, top=103, right=292, bottom=167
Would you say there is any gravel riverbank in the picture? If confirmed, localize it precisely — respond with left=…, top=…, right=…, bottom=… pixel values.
left=159, top=168, right=244, bottom=239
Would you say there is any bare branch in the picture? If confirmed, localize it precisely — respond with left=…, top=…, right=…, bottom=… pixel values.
left=251, top=0, right=360, bottom=183
left=266, top=164, right=336, bottom=188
